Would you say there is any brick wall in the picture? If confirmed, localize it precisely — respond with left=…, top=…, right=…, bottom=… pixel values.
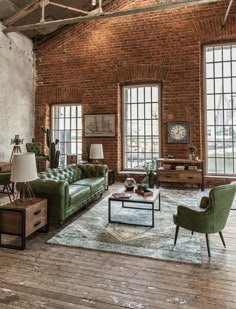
left=35, top=0, right=236, bottom=184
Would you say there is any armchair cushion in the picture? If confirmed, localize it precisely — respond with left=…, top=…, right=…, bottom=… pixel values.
left=199, top=196, right=209, bottom=209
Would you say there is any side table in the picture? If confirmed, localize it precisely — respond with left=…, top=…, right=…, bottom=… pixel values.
left=105, top=169, right=115, bottom=190
left=0, top=198, right=48, bottom=250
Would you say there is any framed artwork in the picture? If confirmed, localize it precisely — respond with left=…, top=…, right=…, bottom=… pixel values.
left=167, top=121, right=190, bottom=144
left=84, top=114, right=116, bottom=137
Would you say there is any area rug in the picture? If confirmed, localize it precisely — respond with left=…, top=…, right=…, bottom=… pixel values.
left=47, top=189, right=208, bottom=264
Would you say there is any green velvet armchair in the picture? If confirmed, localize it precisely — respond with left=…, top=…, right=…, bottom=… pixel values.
left=173, top=183, right=236, bottom=257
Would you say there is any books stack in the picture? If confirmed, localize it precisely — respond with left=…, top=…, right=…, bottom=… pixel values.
left=188, top=166, right=198, bottom=171
left=176, top=165, right=185, bottom=170
left=112, top=192, right=131, bottom=199
left=163, top=164, right=171, bottom=170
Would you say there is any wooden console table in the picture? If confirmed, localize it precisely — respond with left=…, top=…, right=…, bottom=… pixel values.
left=157, top=158, right=204, bottom=191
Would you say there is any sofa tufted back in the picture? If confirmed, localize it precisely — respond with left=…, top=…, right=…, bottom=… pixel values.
left=37, top=164, right=108, bottom=184
left=78, top=164, right=108, bottom=179
left=37, top=164, right=81, bottom=184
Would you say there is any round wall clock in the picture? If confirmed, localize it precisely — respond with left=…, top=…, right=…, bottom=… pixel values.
left=167, top=121, right=190, bottom=144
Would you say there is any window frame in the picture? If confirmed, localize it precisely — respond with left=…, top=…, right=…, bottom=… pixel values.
left=51, top=103, right=82, bottom=166
left=122, top=83, right=161, bottom=171
left=204, top=42, right=236, bottom=176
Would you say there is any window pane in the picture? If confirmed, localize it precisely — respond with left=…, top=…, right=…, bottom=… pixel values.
left=138, top=87, right=144, bottom=103
left=206, top=47, right=213, bottom=62
left=215, top=63, right=222, bottom=77
left=223, top=62, right=231, bottom=77
left=145, top=87, right=151, bottom=102
left=207, top=95, right=214, bottom=109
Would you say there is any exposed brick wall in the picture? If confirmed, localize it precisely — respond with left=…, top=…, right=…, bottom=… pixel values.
left=35, top=0, right=236, bottom=185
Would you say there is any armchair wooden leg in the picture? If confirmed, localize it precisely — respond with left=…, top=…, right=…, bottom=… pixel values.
left=174, top=225, right=179, bottom=245
left=206, top=234, right=211, bottom=258
left=219, top=231, right=226, bottom=248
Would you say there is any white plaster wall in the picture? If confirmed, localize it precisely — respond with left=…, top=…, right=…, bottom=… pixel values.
left=0, top=23, right=35, bottom=161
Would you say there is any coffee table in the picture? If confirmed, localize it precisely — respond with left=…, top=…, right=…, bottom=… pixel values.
left=108, top=188, right=160, bottom=227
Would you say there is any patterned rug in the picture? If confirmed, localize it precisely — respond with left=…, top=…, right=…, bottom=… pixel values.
left=47, top=189, right=208, bottom=264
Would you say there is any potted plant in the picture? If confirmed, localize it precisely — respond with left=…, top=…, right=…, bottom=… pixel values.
left=188, top=145, right=197, bottom=160
left=143, top=160, right=156, bottom=188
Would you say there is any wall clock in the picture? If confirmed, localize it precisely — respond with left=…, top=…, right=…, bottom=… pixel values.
left=167, top=121, right=190, bottom=144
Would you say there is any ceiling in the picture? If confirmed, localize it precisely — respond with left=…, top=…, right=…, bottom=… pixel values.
left=0, top=0, right=102, bottom=41
left=0, top=0, right=230, bottom=43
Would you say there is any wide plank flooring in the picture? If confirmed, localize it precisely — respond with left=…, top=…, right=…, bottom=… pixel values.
left=0, top=183, right=236, bottom=309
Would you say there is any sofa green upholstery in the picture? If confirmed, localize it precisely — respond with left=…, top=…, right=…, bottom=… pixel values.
left=30, top=164, right=108, bottom=225
left=173, top=183, right=236, bottom=257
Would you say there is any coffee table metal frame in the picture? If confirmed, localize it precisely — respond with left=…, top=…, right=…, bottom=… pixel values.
left=108, top=189, right=160, bottom=228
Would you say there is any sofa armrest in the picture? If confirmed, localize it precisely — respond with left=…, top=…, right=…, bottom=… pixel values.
left=30, top=179, right=70, bottom=224
left=30, top=179, right=69, bottom=196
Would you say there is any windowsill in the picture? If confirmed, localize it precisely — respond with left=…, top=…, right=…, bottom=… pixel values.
left=206, top=175, right=236, bottom=179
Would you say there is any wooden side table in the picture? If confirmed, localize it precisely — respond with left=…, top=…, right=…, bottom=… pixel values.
left=0, top=198, right=48, bottom=250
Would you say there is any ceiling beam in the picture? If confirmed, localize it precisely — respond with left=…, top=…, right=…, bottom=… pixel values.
left=2, top=0, right=41, bottom=27
left=222, top=0, right=234, bottom=26
left=3, top=0, right=218, bottom=34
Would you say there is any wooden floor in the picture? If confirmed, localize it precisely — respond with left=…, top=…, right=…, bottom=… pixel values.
left=0, top=183, right=236, bottom=309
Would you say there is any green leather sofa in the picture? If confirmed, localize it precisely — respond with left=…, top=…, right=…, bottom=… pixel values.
left=30, top=164, right=108, bottom=225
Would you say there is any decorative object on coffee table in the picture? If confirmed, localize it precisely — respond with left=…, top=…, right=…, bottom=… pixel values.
left=124, top=177, right=136, bottom=191
left=135, top=188, right=153, bottom=197
left=143, top=160, right=156, bottom=188
left=10, top=153, right=38, bottom=204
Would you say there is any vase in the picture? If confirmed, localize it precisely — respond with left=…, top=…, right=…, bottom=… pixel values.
left=148, top=171, right=155, bottom=188
left=188, top=153, right=194, bottom=160
left=189, top=152, right=196, bottom=160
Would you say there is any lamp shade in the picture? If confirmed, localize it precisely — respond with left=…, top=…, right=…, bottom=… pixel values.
left=10, top=153, right=38, bottom=183
left=89, top=144, right=104, bottom=160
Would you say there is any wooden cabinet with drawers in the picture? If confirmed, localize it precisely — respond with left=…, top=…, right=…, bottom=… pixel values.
left=0, top=198, right=48, bottom=250
left=157, top=158, right=204, bottom=191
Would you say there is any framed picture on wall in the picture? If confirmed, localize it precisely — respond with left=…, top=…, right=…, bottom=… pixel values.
left=84, top=114, right=116, bottom=137
left=167, top=121, right=190, bottom=144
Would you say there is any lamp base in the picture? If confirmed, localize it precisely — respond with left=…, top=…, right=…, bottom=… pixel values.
left=14, top=182, right=35, bottom=205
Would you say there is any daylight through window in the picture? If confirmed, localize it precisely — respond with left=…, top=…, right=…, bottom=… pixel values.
left=51, top=104, right=82, bottom=166
left=205, top=43, right=236, bottom=175
left=123, top=85, right=160, bottom=170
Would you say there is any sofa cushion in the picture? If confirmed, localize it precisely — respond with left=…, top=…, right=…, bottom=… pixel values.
left=72, top=177, right=105, bottom=194
left=69, top=185, right=91, bottom=206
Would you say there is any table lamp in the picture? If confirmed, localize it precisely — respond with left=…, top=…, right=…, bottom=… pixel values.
left=10, top=153, right=38, bottom=204
left=89, top=144, right=104, bottom=163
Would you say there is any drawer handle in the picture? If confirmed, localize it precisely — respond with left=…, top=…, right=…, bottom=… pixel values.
left=34, top=209, right=41, bottom=215
left=166, top=175, right=171, bottom=178
left=34, top=221, right=41, bottom=227
left=187, top=176, right=193, bottom=179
